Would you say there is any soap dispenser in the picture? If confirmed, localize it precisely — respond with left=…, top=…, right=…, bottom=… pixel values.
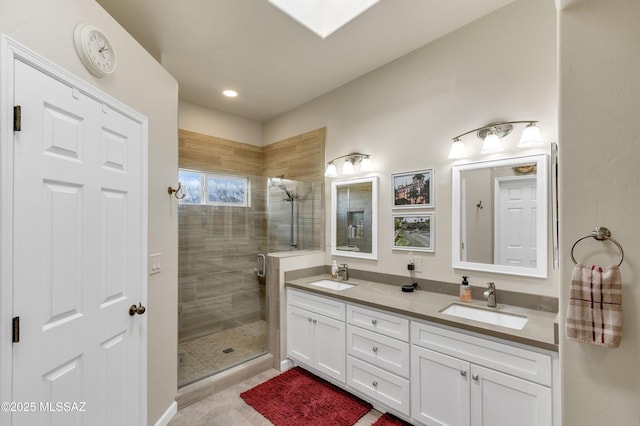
left=331, top=260, right=339, bottom=279
left=459, top=276, right=472, bottom=302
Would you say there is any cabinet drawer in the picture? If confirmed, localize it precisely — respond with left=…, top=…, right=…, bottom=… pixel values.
left=347, top=304, right=409, bottom=341
left=347, top=356, right=410, bottom=416
left=287, top=288, right=345, bottom=321
left=411, top=322, right=552, bottom=386
left=347, top=325, right=410, bottom=378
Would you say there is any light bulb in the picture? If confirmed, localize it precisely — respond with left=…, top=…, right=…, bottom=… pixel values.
left=360, top=156, right=373, bottom=172
left=324, top=163, right=337, bottom=177
left=518, top=123, right=543, bottom=147
left=481, top=131, right=502, bottom=154
left=342, top=160, right=355, bottom=174
left=448, top=139, right=467, bottom=159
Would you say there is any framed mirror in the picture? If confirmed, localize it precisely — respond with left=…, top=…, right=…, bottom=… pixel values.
left=331, top=177, right=378, bottom=260
left=452, top=154, right=548, bottom=278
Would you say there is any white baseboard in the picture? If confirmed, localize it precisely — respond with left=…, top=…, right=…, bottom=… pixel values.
left=280, top=358, right=294, bottom=371
left=154, top=401, right=177, bottom=426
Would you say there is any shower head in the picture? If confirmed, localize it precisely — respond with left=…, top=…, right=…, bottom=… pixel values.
left=279, top=184, right=296, bottom=201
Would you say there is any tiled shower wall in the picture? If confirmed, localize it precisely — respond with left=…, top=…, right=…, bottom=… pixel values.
left=178, top=128, right=325, bottom=342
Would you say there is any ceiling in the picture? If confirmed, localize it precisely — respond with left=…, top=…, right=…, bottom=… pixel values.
left=97, top=0, right=516, bottom=122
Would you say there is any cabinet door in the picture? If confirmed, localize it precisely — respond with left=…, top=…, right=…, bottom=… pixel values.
left=411, top=345, right=471, bottom=426
left=470, top=365, right=552, bottom=426
left=315, top=314, right=346, bottom=383
left=287, top=305, right=315, bottom=365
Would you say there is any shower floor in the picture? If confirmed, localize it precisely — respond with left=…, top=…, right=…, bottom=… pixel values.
left=178, top=320, right=267, bottom=387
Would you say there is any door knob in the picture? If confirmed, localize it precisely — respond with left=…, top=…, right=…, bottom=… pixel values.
left=129, top=302, right=146, bottom=316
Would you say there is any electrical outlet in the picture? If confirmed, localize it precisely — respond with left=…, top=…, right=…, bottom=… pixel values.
left=413, top=256, right=422, bottom=273
left=149, top=253, right=162, bottom=275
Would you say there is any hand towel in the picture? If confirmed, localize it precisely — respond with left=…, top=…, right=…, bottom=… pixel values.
left=565, top=263, right=623, bottom=348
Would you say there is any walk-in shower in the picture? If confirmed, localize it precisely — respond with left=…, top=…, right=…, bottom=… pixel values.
left=177, top=172, right=314, bottom=387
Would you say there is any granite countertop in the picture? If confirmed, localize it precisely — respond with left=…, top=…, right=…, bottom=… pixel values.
left=286, top=274, right=559, bottom=352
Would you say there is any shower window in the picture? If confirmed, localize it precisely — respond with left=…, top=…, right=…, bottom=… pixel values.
left=179, top=169, right=249, bottom=207
left=179, top=169, right=203, bottom=204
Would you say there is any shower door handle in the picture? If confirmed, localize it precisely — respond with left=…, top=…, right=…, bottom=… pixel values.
left=256, top=253, right=266, bottom=278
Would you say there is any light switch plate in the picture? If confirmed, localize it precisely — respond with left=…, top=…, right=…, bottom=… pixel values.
left=149, top=253, right=162, bottom=275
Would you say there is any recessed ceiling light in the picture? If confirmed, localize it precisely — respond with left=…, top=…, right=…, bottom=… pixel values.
left=223, top=89, right=238, bottom=98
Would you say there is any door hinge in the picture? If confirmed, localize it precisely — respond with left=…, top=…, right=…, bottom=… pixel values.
left=13, top=105, right=21, bottom=131
left=12, top=316, right=19, bottom=343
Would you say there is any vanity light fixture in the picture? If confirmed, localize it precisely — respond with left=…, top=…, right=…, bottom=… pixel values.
left=448, top=121, right=543, bottom=159
left=324, top=153, right=373, bottom=177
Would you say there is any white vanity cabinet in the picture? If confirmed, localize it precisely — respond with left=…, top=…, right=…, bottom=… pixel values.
left=285, top=285, right=558, bottom=425
left=411, top=322, right=553, bottom=426
left=346, top=305, right=411, bottom=416
left=286, top=289, right=347, bottom=383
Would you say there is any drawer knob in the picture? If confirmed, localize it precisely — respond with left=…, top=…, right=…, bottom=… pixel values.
left=460, top=370, right=467, bottom=377
left=371, top=319, right=377, bottom=325
left=372, top=381, right=378, bottom=387
left=472, top=374, right=479, bottom=381
left=372, top=346, right=378, bottom=353
left=313, top=319, right=317, bottom=324
left=308, top=317, right=312, bottom=322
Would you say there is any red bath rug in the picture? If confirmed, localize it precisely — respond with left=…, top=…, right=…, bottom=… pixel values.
left=372, top=412, right=414, bottom=426
left=240, top=367, right=372, bottom=426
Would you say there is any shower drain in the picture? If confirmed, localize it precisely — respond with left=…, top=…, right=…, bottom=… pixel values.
left=222, top=347, right=234, bottom=354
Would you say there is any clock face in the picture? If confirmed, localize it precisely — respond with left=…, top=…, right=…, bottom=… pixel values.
left=74, top=23, right=116, bottom=77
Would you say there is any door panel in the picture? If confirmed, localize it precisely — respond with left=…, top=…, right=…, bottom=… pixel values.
left=411, top=345, right=471, bottom=426
left=470, top=365, right=552, bottom=426
left=495, top=177, right=537, bottom=267
left=11, top=58, right=145, bottom=425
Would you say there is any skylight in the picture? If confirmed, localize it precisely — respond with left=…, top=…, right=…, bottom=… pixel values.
left=269, top=0, right=380, bottom=39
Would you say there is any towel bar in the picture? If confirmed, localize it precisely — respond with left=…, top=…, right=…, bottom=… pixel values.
left=570, top=226, right=624, bottom=267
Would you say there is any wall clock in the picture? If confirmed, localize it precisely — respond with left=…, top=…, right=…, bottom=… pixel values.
left=73, top=23, right=116, bottom=77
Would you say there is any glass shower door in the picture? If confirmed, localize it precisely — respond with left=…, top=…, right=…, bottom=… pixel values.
left=177, top=172, right=269, bottom=387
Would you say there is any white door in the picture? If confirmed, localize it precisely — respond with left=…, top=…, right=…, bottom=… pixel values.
left=494, top=177, right=537, bottom=267
left=314, top=314, right=346, bottom=382
left=286, top=305, right=314, bottom=365
left=411, top=345, right=471, bottom=426
left=10, top=58, right=146, bottom=425
left=470, top=365, right=552, bottom=426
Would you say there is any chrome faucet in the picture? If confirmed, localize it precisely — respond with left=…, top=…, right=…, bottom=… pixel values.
left=484, top=282, right=496, bottom=307
left=337, top=263, right=349, bottom=281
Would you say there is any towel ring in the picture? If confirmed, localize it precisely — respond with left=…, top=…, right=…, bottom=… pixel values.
left=570, top=226, right=624, bottom=267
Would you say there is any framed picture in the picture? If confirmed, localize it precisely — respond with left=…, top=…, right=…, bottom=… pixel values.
left=392, top=169, right=434, bottom=208
left=392, top=213, right=434, bottom=252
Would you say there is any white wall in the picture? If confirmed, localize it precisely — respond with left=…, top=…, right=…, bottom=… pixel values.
left=0, top=1, right=179, bottom=424
left=558, top=0, right=640, bottom=424
left=179, top=100, right=263, bottom=146
left=264, top=0, right=559, bottom=296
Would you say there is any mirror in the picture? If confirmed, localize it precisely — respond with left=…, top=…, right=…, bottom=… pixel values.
left=452, top=154, right=548, bottom=278
left=331, top=177, right=378, bottom=260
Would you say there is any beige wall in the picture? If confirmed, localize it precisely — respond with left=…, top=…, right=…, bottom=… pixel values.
left=0, top=1, right=179, bottom=424
left=263, top=0, right=559, bottom=296
left=558, top=0, right=640, bottom=424
left=179, top=100, right=263, bottom=147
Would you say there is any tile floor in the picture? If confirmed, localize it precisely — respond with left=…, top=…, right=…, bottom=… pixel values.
left=179, top=320, right=267, bottom=387
left=169, top=368, right=384, bottom=426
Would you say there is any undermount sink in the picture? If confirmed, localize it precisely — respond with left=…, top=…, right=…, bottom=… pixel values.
left=440, top=303, right=528, bottom=330
left=309, top=279, right=354, bottom=291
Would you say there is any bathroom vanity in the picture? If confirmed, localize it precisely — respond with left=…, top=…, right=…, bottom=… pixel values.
left=285, top=276, right=558, bottom=426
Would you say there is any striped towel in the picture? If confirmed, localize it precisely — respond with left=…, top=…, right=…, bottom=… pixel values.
left=565, top=264, right=623, bottom=348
